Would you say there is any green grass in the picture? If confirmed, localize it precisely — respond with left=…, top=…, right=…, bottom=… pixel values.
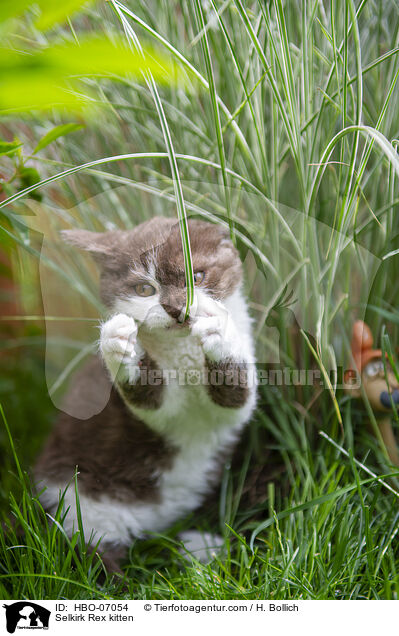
left=1, top=0, right=399, bottom=599
left=2, top=391, right=399, bottom=600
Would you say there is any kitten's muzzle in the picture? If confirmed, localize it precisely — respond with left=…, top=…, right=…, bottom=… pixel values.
left=160, top=289, right=190, bottom=324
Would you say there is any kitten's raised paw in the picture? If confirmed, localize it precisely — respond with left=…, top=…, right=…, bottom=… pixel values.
left=100, top=313, right=144, bottom=381
left=191, top=311, right=241, bottom=362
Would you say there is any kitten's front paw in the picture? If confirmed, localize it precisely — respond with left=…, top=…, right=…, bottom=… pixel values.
left=100, top=313, right=144, bottom=381
left=191, top=303, right=241, bottom=362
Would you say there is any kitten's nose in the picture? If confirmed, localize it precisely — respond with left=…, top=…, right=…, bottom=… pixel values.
left=160, top=290, right=188, bottom=323
left=162, top=302, right=185, bottom=322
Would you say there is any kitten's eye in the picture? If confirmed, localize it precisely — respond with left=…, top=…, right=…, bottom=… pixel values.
left=133, top=283, right=156, bottom=297
left=194, top=271, right=205, bottom=284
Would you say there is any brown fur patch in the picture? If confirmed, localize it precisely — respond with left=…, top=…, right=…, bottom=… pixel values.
left=205, top=358, right=250, bottom=408
left=34, top=357, right=176, bottom=503
left=119, top=352, right=164, bottom=409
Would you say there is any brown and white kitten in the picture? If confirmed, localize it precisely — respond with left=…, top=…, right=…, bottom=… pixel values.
left=34, top=217, right=257, bottom=568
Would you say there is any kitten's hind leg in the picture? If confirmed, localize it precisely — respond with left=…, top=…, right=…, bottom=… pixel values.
left=178, top=530, right=224, bottom=563
left=94, top=543, right=127, bottom=576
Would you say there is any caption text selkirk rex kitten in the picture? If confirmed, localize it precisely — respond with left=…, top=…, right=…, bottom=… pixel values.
left=35, top=217, right=257, bottom=569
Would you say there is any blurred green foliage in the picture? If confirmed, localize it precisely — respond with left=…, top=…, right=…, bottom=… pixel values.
left=0, top=0, right=186, bottom=116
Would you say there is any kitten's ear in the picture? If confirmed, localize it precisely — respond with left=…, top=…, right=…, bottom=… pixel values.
left=61, top=229, right=114, bottom=262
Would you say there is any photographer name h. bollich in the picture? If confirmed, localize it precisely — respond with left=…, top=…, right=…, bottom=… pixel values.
left=269, top=604, right=299, bottom=612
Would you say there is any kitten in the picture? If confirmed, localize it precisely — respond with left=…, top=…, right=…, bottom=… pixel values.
left=34, top=217, right=257, bottom=569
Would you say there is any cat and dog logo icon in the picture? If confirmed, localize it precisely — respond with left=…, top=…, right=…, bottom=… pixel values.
left=3, top=602, right=50, bottom=633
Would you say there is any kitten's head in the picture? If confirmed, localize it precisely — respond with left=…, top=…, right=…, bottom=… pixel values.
left=62, top=217, right=243, bottom=329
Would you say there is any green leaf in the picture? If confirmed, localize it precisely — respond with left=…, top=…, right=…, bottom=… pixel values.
left=19, top=167, right=40, bottom=186
left=43, top=36, right=184, bottom=80
left=33, top=123, right=84, bottom=154
left=0, top=0, right=95, bottom=27
left=0, top=70, right=88, bottom=113
left=0, top=139, right=22, bottom=157
left=35, top=0, right=97, bottom=31
left=0, top=0, right=32, bottom=22
left=18, top=167, right=42, bottom=201
left=0, top=36, right=187, bottom=113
